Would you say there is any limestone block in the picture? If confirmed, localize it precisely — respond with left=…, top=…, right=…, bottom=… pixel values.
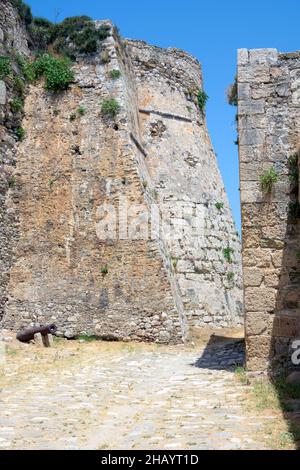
left=237, top=49, right=249, bottom=66
left=292, top=88, right=300, bottom=105
left=243, top=267, right=263, bottom=287
left=240, top=161, right=261, bottom=181
left=176, top=259, right=194, bottom=273
left=245, top=312, right=273, bottom=336
left=239, top=128, right=265, bottom=146
left=0, top=81, right=6, bottom=105
left=275, top=83, right=291, bottom=97
left=271, top=250, right=284, bottom=268
left=238, top=82, right=250, bottom=101
left=242, top=228, right=261, bottom=249
left=244, top=287, right=276, bottom=312
left=34, top=333, right=43, bottom=346
left=264, top=270, right=280, bottom=288
left=239, top=100, right=265, bottom=116
left=249, top=49, right=278, bottom=65
left=251, top=84, right=273, bottom=99
left=238, top=115, right=267, bottom=130
left=246, top=335, right=272, bottom=371
left=261, top=224, right=287, bottom=241
left=239, top=144, right=263, bottom=163
left=240, top=181, right=262, bottom=203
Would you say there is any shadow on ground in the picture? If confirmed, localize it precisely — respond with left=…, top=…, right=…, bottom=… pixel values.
left=193, top=335, right=245, bottom=371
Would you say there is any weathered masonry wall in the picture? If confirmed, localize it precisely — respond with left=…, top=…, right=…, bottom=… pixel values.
left=2, top=24, right=184, bottom=342
left=1, top=7, right=243, bottom=340
left=127, top=40, right=243, bottom=328
left=238, top=48, right=300, bottom=371
left=0, top=0, right=29, bottom=322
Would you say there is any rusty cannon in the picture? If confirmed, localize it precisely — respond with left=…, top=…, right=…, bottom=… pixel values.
left=16, top=324, right=57, bottom=346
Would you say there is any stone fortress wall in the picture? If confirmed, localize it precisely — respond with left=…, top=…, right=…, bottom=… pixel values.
left=0, top=0, right=243, bottom=341
left=0, top=0, right=30, bottom=324
left=238, top=48, right=300, bottom=370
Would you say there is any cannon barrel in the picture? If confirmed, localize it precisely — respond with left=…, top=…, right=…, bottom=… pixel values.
left=16, top=324, right=57, bottom=343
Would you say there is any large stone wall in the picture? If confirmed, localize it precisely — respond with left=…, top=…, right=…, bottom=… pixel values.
left=2, top=23, right=185, bottom=343
left=0, top=0, right=29, bottom=321
left=238, top=48, right=300, bottom=371
left=1, top=5, right=243, bottom=340
left=127, top=40, right=243, bottom=328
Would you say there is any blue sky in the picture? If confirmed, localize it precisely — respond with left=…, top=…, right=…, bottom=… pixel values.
left=26, top=0, right=300, bottom=231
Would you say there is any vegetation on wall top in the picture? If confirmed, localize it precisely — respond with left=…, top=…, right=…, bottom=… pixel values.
left=13, top=1, right=111, bottom=59
left=12, top=0, right=33, bottom=26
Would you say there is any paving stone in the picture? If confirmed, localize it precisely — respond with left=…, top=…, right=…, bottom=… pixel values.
left=0, top=340, right=271, bottom=450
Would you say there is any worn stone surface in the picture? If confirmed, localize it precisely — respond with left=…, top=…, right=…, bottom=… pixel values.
left=0, top=15, right=243, bottom=340
left=0, top=1, right=30, bottom=323
left=127, top=40, right=243, bottom=328
left=0, top=338, right=274, bottom=450
left=238, top=48, right=300, bottom=371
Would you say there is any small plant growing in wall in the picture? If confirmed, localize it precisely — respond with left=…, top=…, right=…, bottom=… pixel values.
left=172, top=257, right=178, bottom=272
left=0, top=56, right=11, bottom=80
left=13, top=76, right=25, bottom=97
left=101, top=99, right=120, bottom=118
left=227, top=271, right=235, bottom=282
left=10, top=97, right=24, bottom=113
left=215, top=202, right=224, bottom=211
left=223, top=247, right=234, bottom=264
left=260, top=167, right=278, bottom=194
left=101, top=265, right=108, bottom=275
left=77, top=106, right=86, bottom=116
left=16, top=127, right=25, bottom=141
left=197, top=89, right=209, bottom=112
left=109, top=69, right=121, bottom=80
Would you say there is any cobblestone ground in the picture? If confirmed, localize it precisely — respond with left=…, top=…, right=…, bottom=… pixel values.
left=0, top=333, right=275, bottom=450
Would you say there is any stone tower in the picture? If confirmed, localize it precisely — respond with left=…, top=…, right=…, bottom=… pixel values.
left=238, top=48, right=300, bottom=370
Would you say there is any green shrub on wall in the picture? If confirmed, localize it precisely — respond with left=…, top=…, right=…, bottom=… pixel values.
left=223, top=247, right=234, bottom=263
left=0, top=57, right=11, bottom=80
left=29, top=54, right=74, bottom=91
left=215, top=202, right=224, bottom=211
left=12, top=0, right=33, bottom=26
left=50, top=17, right=111, bottom=59
left=13, top=1, right=112, bottom=59
left=101, top=99, right=120, bottom=118
left=16, top=127, right=25, bottom=141
left=227, top=77, right=238, bottom=106
left=109, top=69, right=121, bottom=80
left=11, top=97, right=24, bottom=113
left=197, top=89, right=209, bottom=112
left=260, top=167, right=279, bottom=194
